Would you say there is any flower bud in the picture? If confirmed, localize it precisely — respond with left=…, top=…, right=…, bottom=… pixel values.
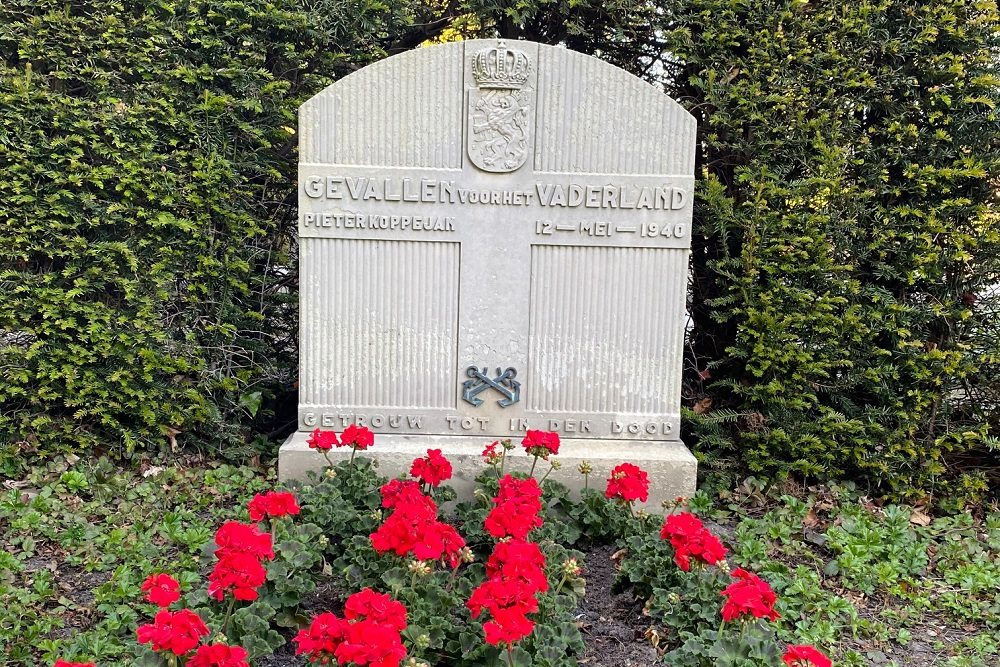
left=500, top=438, right=514, bottom=451
left=318, top=535, right=330, bottom=548
left=550, top=459, right=562, bottom=470
left=415, top=634, right=431, bottom=649
left=324, top=469, right=337, bottom=479
left=459, top=546, right=475, bottom=563
left=578, top=460, right=593, bottom=475
left=407, top=559, right=432, bottom=576
left=561, top=558, right=581, bottom=577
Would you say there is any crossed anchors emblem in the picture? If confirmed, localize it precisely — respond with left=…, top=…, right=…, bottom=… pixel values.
left=462, top=366, right=520, bottom=407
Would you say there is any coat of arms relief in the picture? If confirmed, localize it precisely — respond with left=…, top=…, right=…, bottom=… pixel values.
left=468, top=42, right=532, bottom=173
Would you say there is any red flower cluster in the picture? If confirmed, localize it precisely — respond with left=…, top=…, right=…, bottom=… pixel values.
left=484, top=475, right=543, bottom=539
left=307, top=425, right=375, bottom=454
left=137, top=608, right=210, bottom=656
left=294, top=588, right=408, bottom=667
left=308, top=428, right=339, bottom=451
left=141, top=573, right=180, bottom=607
left=53, top=661, right=95, bottom=667
left=721, top=568, right=780, bottom=622
left=410, top=448, right=453, bottom=487
left=341, top=424, right=375, bottom=450
left=370, top=479, right=465, bottom=566
left=248, top=490, right=300, bottom=521
left=783, top=645, right=832, bottom=667
left=482, top=441, right=503, bottom=465
left=604, top=462, right=650, bottom=503
left=521, top=430, right=559, bottom=459
left=188, top=643, right=251, bottom=667
left=659, top=512, right=728, bottom=571
left=208, top=521, right=275, bottom=602
left=467, top=539, right=548, bottom=646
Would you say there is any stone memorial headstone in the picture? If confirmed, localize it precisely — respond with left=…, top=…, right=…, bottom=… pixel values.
left=279, top=40, right=697, bottom=504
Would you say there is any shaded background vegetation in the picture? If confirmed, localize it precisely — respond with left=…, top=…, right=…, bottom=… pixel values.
left=2, top=0, right=998, bottom=505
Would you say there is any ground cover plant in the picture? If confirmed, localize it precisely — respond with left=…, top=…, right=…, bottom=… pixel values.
left=3, top=433, right=999, bottom=666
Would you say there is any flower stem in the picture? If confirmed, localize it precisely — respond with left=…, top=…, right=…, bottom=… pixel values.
left=223, top=596, right=236, bottom=636
left=506, top=644, right=516, bottom=667
left=554, top=572, right=569, bottom=596
left=540, top=463, right=555, bottom=484
left=529, top=454, right=538, bottom=478
left=350, top=446, right=357, bottom=464
left=322, top=451, right=333, bottom=468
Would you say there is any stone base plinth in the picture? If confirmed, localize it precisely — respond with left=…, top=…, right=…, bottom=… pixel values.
left=278, top=433, right=697, bottom=508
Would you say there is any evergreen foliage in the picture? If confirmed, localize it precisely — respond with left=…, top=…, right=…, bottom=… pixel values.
left=2, top=0, right=999, bottom=501
left=0, top=0, right=419, bottom=472
left=661, top=0, right=1000, bottom=501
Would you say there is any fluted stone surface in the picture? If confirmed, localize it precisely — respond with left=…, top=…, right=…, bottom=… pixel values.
left=281, top=40, right=698, bottom=500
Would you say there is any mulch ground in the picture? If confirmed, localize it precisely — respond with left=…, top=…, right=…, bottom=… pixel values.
left=576, top=543, right=660, bottom=666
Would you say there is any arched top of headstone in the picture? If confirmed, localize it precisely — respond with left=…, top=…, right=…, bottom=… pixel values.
left=299, top=40, right=696, bottom=176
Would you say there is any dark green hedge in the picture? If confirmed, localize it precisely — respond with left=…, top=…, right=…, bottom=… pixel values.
left=662, top=0, right=1000, bottom=503
left=3, top=0, right=999, bottom=502
left=0, top=0, right=420, bottom=472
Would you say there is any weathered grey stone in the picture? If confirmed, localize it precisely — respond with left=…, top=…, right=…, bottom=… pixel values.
left=279, top=432, right=697, bottom=508
left=280, top=39, right=698, bottom=499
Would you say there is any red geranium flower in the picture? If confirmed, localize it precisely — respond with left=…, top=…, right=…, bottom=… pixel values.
left=335, top=617, right=408, bottom=667
left=207, top=551, right=269, bottom=602
left=721, top=568, right=780, bottom=622
left=341, top=424, right=375, bottom=450
left=485, top=539, right=548, bottom=593
left=248, top=491, right=300, bottom=521
left=410, top=449, right=453, bottom=487
left=213, top=521, right=274, bottom=561
left=521, top=430, right=559, bottom=458
left=483, top=606, right=536, bottom=646
left=659, top=512, right=727, bottom=571
left=54, top=661, right=96, bottom=667
left=467, top=577, right=541, bottom=620
left=468, top=533, right=547, bottom=648
left=482, top=441, right=503, bottom=465
left=141, top=573, right=180, bottom=607
left=344, top=588, right=408, bottom=631
left=379, top=479, right=426, bottom=510
left=136, top=608, right=209, bottom=656
left=293, top=612, right=347, bottom=662
left=783, top=645, right=832, bottom=667
left=484, top=475, right=543, bottom=539
left=307, top=428, right=339, bottom=451
left=604, top=462, right=650, bottom=503
left=371, top=481, right=465, bottom=566
left=187, top=643, right=251, bottom=667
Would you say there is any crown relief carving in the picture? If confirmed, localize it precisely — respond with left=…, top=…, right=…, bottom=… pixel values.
left=471, top=41, right=531, bottom=90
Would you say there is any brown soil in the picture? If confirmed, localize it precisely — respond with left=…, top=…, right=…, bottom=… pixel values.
left=575, top=543, right=660, bottom=666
